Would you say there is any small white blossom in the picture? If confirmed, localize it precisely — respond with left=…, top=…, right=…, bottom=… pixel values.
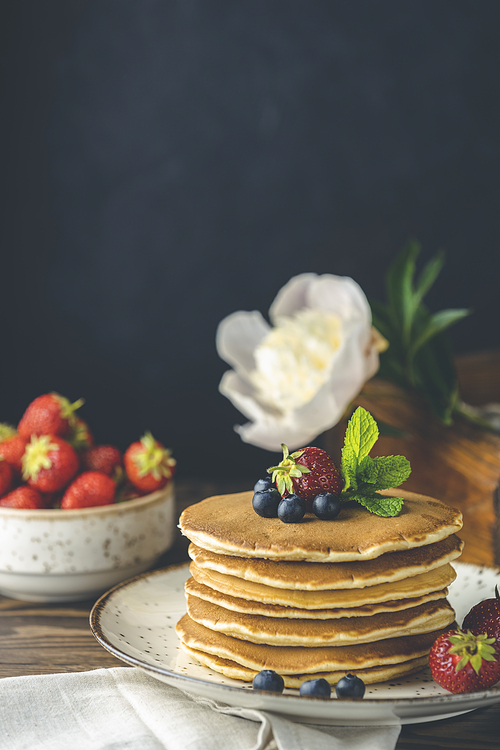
left=216, top=273, right=384, bottom=452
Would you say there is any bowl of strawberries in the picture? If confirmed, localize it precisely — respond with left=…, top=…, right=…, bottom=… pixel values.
left=0, top=393, right=176, bottom=602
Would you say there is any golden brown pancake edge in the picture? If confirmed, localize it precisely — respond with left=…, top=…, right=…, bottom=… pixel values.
left=179, top=489, right=463, bottom=561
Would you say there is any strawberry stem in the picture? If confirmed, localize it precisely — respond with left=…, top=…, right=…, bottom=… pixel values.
left=448, top=630, right=497, bottom=675
left=22, top=435, right=58, bottom=481
left=267, top=443, right=311, bottom=497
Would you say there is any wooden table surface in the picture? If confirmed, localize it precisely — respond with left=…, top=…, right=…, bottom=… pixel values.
left=1, top=352, right=500, bottom=748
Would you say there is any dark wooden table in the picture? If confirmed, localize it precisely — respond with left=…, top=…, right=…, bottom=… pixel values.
left=2, top=352, right=500, bottom=747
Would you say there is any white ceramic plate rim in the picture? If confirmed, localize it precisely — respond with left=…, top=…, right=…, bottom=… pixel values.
left=90, top=561, right=500, bottom=722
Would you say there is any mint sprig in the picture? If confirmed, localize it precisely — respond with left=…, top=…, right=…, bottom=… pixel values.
left=340, top=407, right=411, bottom=517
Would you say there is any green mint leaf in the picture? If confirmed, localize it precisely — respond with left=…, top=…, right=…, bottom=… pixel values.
left=341, top=445, right=358, bottom=492
left=357, top=456, right=377, bottom=484
left=357, top=455, right=411, bottom=492
left=340, top=407, right=409, bottom=515
left=349, top=492, right=405, bottom=517
left=344, top=407, right=379, bottom=461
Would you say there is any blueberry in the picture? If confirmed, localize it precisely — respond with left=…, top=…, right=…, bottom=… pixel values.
left=335, top=674, right=366, bottom=699
left=277, top=494, right=306, bottom=523
left=299, top=678, right=331, bottom=699
left=252, top=488, right=281, bottom=518
left=252, top=669, right=285, bottom=692
left=312, top=492, right=341, bottom=520
left=253, top=476, right=274, bottom=493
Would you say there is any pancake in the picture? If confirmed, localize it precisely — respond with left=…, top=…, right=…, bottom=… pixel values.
left=185, top=577, right=449, bottom=619
left=181, top=644, right=429, bottom=687
left=179, top=489, right=463, bottom=562
left=176, top=614, right=451, bottom=674
left=189, top=561, right=457, bottom=609
left=188, top=535, right=463, bottom=590
left=186, top=594, right=455, bottom=647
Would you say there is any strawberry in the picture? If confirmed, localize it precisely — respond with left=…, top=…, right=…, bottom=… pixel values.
left=268, top=444, right=342, bottom=509
left=61, top=471, right=116, bottom=509
left=0, top=486, right=46, bottom=509
left=0, top=459, right=13, bottom=497
left=124, top=432, right=176, bottom=494
left=22, top=434, right=79, bottom=493
left=18, top=392, right=84, bottom=439
left=429, top=629, right=500, bottom=693
left=115, top=481, right=140, bottom=503
left=0, top=435, right=28, bottom=474
left=0, top=423, right=17, bottom=441
left=66, top=417, right=94, bottom=452
left=462, top=587, right=500, bottom=642
left=82, top=445, right=123, bottom=481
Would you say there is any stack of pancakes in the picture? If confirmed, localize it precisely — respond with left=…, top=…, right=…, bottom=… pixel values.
left=177, top=488, right=463, bottom=687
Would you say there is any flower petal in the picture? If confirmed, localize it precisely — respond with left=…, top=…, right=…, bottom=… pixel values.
left=217, top=273, right=380, bottom=452
left=269, top=273, right=317, bottom=323
left=235, top=407, right=331, bottom=454
left=306, top=274, right=372, bottom=326
left=219, top=371, right=272, bottom=423
left=216, top=311, right=270, bottom=377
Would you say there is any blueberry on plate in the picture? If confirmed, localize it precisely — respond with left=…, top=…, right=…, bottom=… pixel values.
left=252, top=669, right=285, bottom=692
left=335, top=674, right=366, bottom=699
left=299, top=678, right=331, bottom=699
left=253, top=476, right=274, bottom=493
left=277, top=494, right=306, bottom=523
left=312, top=492, right=341, bottom=520
left=252, top=488, right=281, bottom=518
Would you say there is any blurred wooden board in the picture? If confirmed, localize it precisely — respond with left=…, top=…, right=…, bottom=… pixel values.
left=326, top=351, right=500, bottom=567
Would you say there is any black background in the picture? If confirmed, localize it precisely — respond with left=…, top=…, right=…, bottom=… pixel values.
left=1, top=1, right=499, bottom=482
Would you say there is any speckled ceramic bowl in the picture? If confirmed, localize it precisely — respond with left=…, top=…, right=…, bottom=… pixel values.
left=0, top=482, right=175, bottom=602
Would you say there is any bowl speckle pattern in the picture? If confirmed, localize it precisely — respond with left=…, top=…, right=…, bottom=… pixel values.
left=0, top=483, right=175, bottom=602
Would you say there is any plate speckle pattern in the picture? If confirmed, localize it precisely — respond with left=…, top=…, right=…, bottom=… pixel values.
left=90, top=561, right=500, bottom=725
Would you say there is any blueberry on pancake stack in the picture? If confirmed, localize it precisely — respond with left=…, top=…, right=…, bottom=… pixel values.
left=176, top=409, right=463, bottom=689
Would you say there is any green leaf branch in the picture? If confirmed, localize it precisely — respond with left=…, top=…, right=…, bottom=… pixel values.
left=371, top=240, right=471, bottom=424
left=340, top=407, right=411, bottom=517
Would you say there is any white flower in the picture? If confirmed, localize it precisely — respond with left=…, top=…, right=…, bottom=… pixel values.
left=216, top=273, right=384, bottom=452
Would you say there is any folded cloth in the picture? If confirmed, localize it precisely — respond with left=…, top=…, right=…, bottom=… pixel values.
left=0, top=667, right=401, bottom=750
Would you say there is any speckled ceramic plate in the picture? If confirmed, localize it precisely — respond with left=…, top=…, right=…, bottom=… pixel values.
left=90, top=561, right=500, bottom=725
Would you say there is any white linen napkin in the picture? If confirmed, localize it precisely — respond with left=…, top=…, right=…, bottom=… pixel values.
left=0, top=667, right=402, bottom=750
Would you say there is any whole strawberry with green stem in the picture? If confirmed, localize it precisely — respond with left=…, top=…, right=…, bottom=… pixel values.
left=124, top=432, right=176, bottom=494
left=18, top=392, right=84, bottom=439
left=0, top=486, right=46, bottom=509
left=82, top=445, right=123, bottom=481
left=61, top=471, right=116, bottom=509
left=0, top=423, right=17, bottom=442
left=22, top=434, right=79, bottom=493
left=268, top=444, right=341, bottom=510
left=0, top=434, right=28, bottom=474
left=429, top=629, right=500, bottom=693
left=462, top=586, right=500, bottom=642
left=0, top=459, right=13, bottom=497
left=66, top=417, right=94, bottom=452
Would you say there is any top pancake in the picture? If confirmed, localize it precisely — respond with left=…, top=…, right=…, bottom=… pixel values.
left=179, top=489, right=463, bottom=562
